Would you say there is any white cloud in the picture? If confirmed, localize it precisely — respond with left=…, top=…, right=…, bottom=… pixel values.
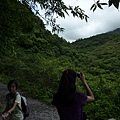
left=45, top=0, right=120, bottom=42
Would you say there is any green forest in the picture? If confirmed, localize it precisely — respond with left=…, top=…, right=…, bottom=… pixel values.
left=0, top=0, right=120, bottom=119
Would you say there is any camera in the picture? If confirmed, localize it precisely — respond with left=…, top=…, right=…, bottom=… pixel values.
left=77, top=74, right=80, bottom=78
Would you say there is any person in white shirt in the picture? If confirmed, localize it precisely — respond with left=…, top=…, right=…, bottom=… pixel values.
left=2, top=80, right=23, bottom=120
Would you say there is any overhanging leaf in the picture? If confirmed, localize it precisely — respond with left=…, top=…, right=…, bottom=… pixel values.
left=93, top=5, right=97, bottom=12
left=108, top=0, right=113, bottom=7
left=113, top=1, right=119, bottom=9
left=100, top=3, right=108, bottom=5
left=97, top=3, right=103, bottom=9
left=108, top=0, right=120, bottom=9
left=90, top=4, right=96, bottom=10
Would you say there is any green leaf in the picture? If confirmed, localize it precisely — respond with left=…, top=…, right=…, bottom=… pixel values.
left=113, top=1, right=119, bottom=9
left=100, top=3, right=108, bottom=5
left=108, top=0, right=113, bottom=7
left=90, top=4, right=96, bottom=10
left=108, top=0, right=120, bottom=9
left=97, top=3, right=103, bottom=9
left=93, top=5, right=97, bottom=12
left=97, top=0, right=100, bottom=4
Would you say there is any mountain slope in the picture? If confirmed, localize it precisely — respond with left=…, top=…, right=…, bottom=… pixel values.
left=0, top=0, right=78, bottom=102
left=72, top=28, right=120, bottom=51
left=72, top=29, right=120, bottom=75
left=107, top=28, right=120, bottom=34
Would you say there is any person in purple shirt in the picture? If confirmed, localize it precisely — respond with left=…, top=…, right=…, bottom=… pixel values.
left=52, top=69, right=95, bottom=120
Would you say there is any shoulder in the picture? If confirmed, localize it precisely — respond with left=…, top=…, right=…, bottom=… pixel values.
left=16, top=92, right=21, bottom=98
left=15, top=92, right=21, bottom=101
left=15, top=92, right=21, bottom=103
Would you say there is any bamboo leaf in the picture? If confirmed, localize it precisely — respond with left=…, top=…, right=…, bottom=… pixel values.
left=108, top=0, right=113, bottom=7
left=113, top=1, right=119, bottom=9
left=90, top=4, right=96, bottom=10
left=100, top=3, right=108, bottom=5
left=97, top=3, right=103, bottom=9
left=93, top=5, right=97, bottom=12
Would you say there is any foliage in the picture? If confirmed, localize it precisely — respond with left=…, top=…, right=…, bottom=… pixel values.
left=73, top=31, right=120, bottom=120
left=20, top=0, right=89, bottom=32
left=0, top=0, right=120, bottom=119
left=90, top=1, right=108, bottom=12
left=20, top=0, right=120, bottom=32
left=90, top=0, right=120, bottom=12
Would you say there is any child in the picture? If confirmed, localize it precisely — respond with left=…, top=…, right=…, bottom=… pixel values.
left=52, top=69, right=95, bottom=120
left=2, top=80, right=23, bottom=120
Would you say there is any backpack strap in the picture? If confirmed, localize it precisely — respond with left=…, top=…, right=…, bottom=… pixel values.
left=6, top=93, right=10, bottom=109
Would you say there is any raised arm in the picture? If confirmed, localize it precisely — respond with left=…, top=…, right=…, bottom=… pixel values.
left=80, top=72, right=95, bottom=102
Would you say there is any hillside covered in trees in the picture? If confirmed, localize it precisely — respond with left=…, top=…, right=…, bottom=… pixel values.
left=0, top=0, right=120, bottom=119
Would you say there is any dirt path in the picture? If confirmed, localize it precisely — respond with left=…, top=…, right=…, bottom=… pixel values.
left=0, top=83, right=59, bottom=120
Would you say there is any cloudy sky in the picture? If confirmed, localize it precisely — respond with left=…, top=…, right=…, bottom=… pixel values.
left=42, top=0, right=120, bottom=42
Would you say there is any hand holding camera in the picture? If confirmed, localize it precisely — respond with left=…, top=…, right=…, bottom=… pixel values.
left=77, top=72, right=86, bottom=84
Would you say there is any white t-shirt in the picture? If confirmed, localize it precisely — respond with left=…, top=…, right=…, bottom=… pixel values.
left=15, top=93, right=22, bottom=109
left=6, top=92, right=24, bottom=120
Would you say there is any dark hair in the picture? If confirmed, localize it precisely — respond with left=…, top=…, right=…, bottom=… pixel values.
left=7, top=80, right=18, bottom=90
left=52, top=69, right=77, bottom=106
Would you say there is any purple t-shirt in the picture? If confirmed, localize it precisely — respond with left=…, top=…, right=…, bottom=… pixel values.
left=56, top=92, right=87, bottom=120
